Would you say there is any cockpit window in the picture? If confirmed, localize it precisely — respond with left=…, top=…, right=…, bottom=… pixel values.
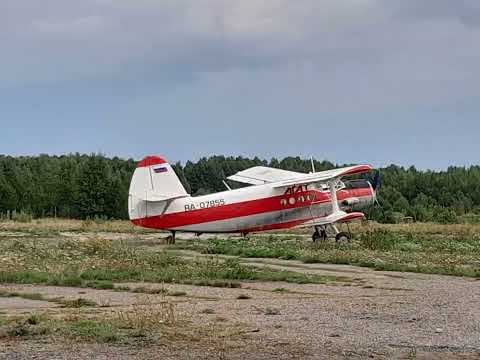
left=344, top=179, right=370, bottom=189
left=319, top=182, right=346, bottom=191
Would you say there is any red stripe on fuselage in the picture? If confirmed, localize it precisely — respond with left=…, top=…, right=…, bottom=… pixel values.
left=238, top=218, right=313, bottom=233
left=132, top=187, right=373, bottom=229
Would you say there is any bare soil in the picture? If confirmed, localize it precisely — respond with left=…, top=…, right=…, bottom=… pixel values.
left=1, top=251, right=479, bottom=359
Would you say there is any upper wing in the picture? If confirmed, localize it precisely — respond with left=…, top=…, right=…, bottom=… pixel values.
left=227, top=164, right=373, bottom=187
left=272, top=164, right=373, bottom=188
left=227, top=166, right=305, bottom=185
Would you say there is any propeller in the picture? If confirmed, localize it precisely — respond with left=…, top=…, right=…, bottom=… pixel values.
left=370, top=171, right=381, bottom=206
left=360, top=170, right=382, bottom=208
left=371, top=170, right=381, bottom=192
left=351, top=170, right=384, bottom=221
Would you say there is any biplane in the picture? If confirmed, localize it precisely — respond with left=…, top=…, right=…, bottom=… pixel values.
left=129, top=156, right=379, bottom=243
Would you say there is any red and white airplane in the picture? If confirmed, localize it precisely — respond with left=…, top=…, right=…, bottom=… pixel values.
left=129, top=156, right=379, bottom=243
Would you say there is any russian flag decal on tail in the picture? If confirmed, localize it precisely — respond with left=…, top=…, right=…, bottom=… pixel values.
left=153, top=166, right=168, bottom=174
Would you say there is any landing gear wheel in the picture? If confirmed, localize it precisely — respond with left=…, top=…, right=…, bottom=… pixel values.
left=335, top=231, right=351, bottom=242
left=312, top=231, right=320, bottom=242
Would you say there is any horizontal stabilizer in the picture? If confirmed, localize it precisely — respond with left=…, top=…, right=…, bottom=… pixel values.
left=136, top=191, right=189, bottom=202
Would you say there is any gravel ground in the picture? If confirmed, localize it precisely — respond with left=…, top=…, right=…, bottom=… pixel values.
left=1, top=256, right=479, bottom=359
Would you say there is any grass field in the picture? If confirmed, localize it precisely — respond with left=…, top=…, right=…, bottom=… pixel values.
left=1, top=218, right=480, bottom=279
left=179, top=222, right=480, bottom=278
left=1, top=219, right=480, bottom=358
left=0, top=217, right=155, bottom=234
left=0, top=235, right=330, bottom=289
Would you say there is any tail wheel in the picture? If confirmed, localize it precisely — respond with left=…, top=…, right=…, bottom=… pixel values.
left=335, top=231, right=351, bottom=242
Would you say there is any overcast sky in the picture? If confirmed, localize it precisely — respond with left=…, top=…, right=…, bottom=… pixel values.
left=1, top=0, right=479, bottom=169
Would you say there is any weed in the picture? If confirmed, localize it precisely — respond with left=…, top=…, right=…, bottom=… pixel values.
left=69, top=320, right=118, bottom=342
left=11, top=211, right=33, bottom=223
left=59, top=298, right=98, bottom=308
left=84, top=280, right=115, bottom=290
left=264, top=307, right=281, bottom=316
left=114, top=285, right=130, bottom=292
left=201, top=308, right=215, bottom=315
left=186, top=279, right=242, bottom=288
left=115, top=296, right=176, bottom=336
left=26, top=313, right=45, bottom=325
left=132, top=286, right=169, bottom=295
left=7, top=322, right=32, bottom=337
left=0, top=290, right=46, bottom=301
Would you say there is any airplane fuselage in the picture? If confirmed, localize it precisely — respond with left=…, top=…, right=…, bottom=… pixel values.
left=130, top=182, right=374, bottom=233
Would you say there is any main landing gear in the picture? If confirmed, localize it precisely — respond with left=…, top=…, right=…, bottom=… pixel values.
left=312, top=226, right=327, bottom=242
left=166, top=231, right=176, bottom=245
left=312, top=225, right=352, bottom=243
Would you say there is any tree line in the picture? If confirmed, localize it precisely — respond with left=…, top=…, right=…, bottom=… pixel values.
left=0, top=154, right=479, bottom=223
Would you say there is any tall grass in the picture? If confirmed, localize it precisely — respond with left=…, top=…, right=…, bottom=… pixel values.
left=0, top=237, right=327, bottom=287
left=183, top=228, right=480, bottom=278
left=0, top=218, right=156, bottom=234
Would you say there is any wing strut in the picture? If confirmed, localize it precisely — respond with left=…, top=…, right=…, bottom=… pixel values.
left=329, top=179, right=341, bottom=214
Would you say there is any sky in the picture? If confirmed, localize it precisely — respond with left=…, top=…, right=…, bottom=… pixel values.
left=1, top=0, right=479, bottom=170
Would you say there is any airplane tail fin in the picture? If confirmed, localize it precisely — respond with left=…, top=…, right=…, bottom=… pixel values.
left=128, top=156, right=189, bottom=220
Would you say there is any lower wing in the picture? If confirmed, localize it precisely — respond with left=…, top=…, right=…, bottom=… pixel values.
left=297, top=211, right=365, bottom=228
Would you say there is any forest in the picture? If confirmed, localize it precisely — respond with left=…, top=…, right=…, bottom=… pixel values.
left=0, top=154, right=479, bottom=223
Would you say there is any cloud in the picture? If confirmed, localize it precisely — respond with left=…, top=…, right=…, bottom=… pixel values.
left=390, top=0, right=480, bottom=27
left=32, top=15, right=106, bottom=35
left=1, top=0, right=479, bottom=110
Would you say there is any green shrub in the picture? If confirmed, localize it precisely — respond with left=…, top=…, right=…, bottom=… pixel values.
left=264, top=307, right=280, bottom=315
left=60, top=298, right=97, bottom=308
left=359, top=230, right=397, bottom=251
left=11, top=211, right=33, bottom=223
left=69, top=320, right=118, bottom=342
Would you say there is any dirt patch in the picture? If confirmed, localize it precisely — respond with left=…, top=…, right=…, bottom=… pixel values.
left=0, top=297, right=57, bottom=313
left=1, top=260, right=479, bottom=359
